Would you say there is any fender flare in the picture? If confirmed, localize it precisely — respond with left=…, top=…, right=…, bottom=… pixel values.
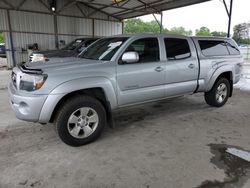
left=205, top=65, right=234, bottom=92
left=39, top=77, right=117, bottom=123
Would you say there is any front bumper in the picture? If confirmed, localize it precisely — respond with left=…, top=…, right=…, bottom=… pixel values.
left=8, top=83, right=48, bottom=122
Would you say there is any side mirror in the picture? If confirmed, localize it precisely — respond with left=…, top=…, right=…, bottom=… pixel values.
left=121, top=51, right=139, bottom=64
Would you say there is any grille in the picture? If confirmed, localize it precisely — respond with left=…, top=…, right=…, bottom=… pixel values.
left=11, top=71, right=17, bottom=89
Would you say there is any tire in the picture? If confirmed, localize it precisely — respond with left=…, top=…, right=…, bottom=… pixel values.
left=54, top=95, right=106, bottom=146
left=205, top=78, right=230, bottom=107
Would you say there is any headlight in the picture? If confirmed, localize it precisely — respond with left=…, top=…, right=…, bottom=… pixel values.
left=19, top=74, right=47, bottom=91
left=31, top=54, right=48, bottom=62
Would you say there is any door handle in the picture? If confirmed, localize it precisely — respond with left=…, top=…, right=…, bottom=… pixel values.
left=154, top=66, right=164, bottom=72
left=188, top=63, right=195, bottom=69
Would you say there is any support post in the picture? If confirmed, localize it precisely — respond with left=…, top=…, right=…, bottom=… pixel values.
left=160, top=11, right=163, bottom=33
left=6, top=10, right=16, bottom=67
left=54, top=14, right=59, bottom=49
left=227, top=0, right=233, bottom=37
left=152, top=12, right=163, bottom=34
left=122, top=20, right=124, bottom=34
left=92, top=19, right=95, bottom=37
left=224, top=0, right=233, bottom=38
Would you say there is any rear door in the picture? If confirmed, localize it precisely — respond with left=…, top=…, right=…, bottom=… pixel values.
left=164, top=37, right=199, bottom=96
left=116, top=37, right=165, bottom=106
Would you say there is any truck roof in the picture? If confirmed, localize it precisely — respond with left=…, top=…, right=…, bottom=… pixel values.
left=104, top=33, right=232, bottom=41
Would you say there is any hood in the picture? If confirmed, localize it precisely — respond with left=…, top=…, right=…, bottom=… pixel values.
left=33, top=49, right=77, bottom=58
left=25, top=57, right=103, bottom=73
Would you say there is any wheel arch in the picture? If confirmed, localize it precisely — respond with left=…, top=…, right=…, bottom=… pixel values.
left=39, top=77, right=117, bottom=126
left=206, top=68, right=234, bottom=97
left=49, top=87, right=112, bottom=124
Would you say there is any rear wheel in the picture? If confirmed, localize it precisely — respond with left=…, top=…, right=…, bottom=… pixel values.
left=205, top=78, right=230, bottom=107
left=55, top=95, right=106, bottom=146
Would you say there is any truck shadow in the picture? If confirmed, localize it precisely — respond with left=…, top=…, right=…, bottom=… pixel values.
left=111, top=94, right=209, bottom=130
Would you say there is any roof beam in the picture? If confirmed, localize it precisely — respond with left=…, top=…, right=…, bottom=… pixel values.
left=37, top=0, right=52, bottom=12
left=16, top=0, right=27, bottom=10
left=137, top=0, right=161, bottom=14
left=77, top=1, right=121, bottom=21
left=75, top=2, right=87, bottom=17
left=57, top=0, right=77, bottom=13
left=86, top=0, right=131, bottom=18
left=78, top=1, right=149, bottom=14
left=115, top=0, right=210, bottom=19
left=1, top=0, right=15, bottom=9
left=222, top=0, right=229, bottom=16
left=120, top=0, right=130, bottom=7
left=113, top=0, right=163, bottom=16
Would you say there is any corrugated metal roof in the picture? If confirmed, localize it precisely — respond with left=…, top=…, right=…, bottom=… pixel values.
left=0, top=0, right=211, bottom=21
left=77, top=0, right=211, bottom=20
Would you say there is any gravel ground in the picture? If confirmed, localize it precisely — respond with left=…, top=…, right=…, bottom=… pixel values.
left=0, top=68, right=250, bottom=188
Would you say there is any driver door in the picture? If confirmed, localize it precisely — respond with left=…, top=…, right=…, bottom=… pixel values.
left=116, top=37, right=165, bottom=106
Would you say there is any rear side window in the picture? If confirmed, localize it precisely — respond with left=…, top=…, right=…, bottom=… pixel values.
left=199, top=40, right=229, bottom=56
left=226, top=41, right=240, bottom=55
left=164, top=38, right=191, bottom=60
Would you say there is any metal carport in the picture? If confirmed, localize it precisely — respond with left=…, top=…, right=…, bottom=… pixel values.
left=0, top=0, right=233, bottom=68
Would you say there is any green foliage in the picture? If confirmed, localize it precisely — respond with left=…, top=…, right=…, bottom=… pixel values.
left=124, top=18, right=250, bottom=45
left=195, top=27, right=211, bottom=36
left=166, top=27, right=192, bottom=36
left=124, top=18, right=161, bottom=34
left=124, top=18, right=192, bottom=36
left=233, top=22, right=250, bottom=44
left=211, top=31, right=227, bottom=37
left=0, top=32, right=4, bottom=43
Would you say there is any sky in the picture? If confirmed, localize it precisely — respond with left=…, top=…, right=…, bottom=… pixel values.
left=139, top=0, right=250, bottom=34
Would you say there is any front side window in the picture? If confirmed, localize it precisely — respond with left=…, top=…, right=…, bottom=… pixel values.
left=80, top=37, right=128, bottom=61
left=164, top=38, right=191, bottom=60
left=199, top=40, right=229, bottom=56
left=124, top=38, right=160, bottom=63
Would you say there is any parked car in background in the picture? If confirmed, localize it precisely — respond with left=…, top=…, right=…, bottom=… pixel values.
left=9, top=34, right=243, bottom=146
left=29, top=38, right=98, bottom=62
left=0, top=43, right=6, bottom=57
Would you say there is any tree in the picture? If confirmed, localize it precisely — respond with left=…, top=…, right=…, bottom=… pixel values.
left=166, top=27, right=192, bottom=36
left=195, top=27, right=211, bottom=36
left=233, top=22, right=250, bottom=44
left=124, top=18, right=161, bottom=34
left=0, top=32, right=4, bottom=43
left=211, top=31, right=227, bottom=37
left=124, top=18, right=192, bottom=36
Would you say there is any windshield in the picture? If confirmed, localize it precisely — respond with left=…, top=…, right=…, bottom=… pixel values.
left=62, top=39, right=84, bottom=50
left=80, top=37, right=128, bottom=61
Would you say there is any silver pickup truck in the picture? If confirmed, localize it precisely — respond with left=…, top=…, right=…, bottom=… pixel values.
left=8, top=34, right=243, bottom=146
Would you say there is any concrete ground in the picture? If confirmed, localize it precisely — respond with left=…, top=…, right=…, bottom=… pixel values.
left=0, top=67, right=250, bottom=188
left=0, top=57, right=7, bottom=68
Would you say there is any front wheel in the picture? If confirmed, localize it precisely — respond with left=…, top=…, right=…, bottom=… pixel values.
left=205, top=78, right=230, bottom=107
left=54, top=95, right=106, bottom=146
